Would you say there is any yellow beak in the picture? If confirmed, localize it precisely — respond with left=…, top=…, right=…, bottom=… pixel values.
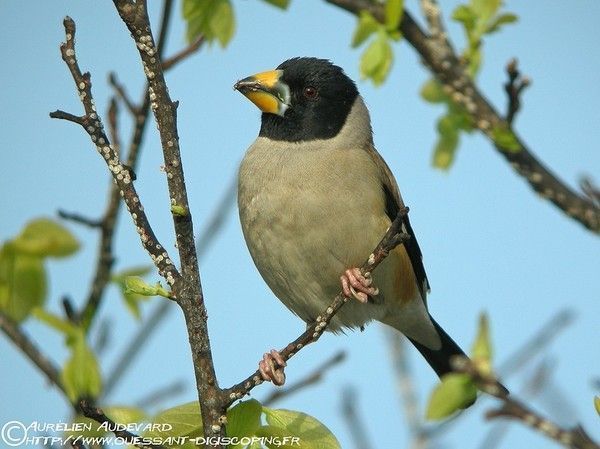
left=234, top=69, right=290, bottom=116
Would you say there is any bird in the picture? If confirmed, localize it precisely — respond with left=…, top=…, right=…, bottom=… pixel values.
left=234, top=57, right=471, bottom=388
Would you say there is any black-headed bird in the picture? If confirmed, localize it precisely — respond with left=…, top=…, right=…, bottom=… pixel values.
left=235, top=57, right=469, bottom=387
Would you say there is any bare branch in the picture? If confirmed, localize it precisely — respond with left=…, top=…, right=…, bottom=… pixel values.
left=57, top=210, right=103, bottom=228
left=103, top=178, right=235, bottom=398
left=75, top=0, right=177, bottom=332
left=387, top=331, right=428, bottom=449
left=452, top=357, right=600, bottom=449
left=498, top=308, right=574, bottom=377
left=111, top=0, right=224, bottom=440
left=79, top=400, right=166, bottom=449
left=0, top=311, right=68, bottom=401
left=224, top=207, right=411, bottom=405
left=580, top=177, right=600, bottom=207
left=504, top=58, right=531, bottom=125
left=51, top=16, right=179, bottom=299
left=341, top=387, right=375, bottom=449
left=162, top=35, right=205, bottom=71
left=109, top=73, right=139, bottom=116
left=263, top=350, right=346, bottom=406
left=324, top=0, right=600, bottom=233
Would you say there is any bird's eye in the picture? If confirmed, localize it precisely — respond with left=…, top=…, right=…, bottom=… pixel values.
left=303, top=86, right=318, bottom=99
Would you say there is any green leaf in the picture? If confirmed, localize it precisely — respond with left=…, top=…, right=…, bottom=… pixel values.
left=420, top=79, right=446, bottom=103
left=32, top=307, right=78, bottom=336
left=111, top=266, right=153, bottom=319
left=471, top=0, right=501, bottom=24
left=452, top=5, right=476, bottom=32
left=227, top=399, right=263, bottom=448
left=486, top=12, right=518, bottom=34
left=62, top=331, right=102, bottom=402
left=594, top=396, right=600, bottom=417
left=426, top=373, right=477, bottom=420
left=359, top=31, right=393, bottom=86
left=13, top=218, right=79, bottom=258
left=261, top=407, right=341, bottom=449
left=491, top=125, right=521, bottom=152
left=145, top=401, right=202, bottom=439
left=432, top=114, right=460, bottom=170
left=65, top=407, right=146, bottom=439
left=170, top=204, right=188, bottom=216
left=182, top=0, right=235, bottom=47
left=471, top=313, right=492, bottom=365
left=384, top=0, right=404, bottom=31
left=0, top=244, right=47, bottom=322
left=104, top=406, right=147, bottom=426
left=351, top=11, right=380, bottom=48
left=124, top=276, right=171, bottom=299
left=211, top=1, right=235, bottom=47
left=261, top=0, right=291, bottom=8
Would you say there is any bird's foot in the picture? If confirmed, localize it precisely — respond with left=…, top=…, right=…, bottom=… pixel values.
left=340, top=268, right=379, bottom=303
left=258, top=349, right=287, bottom=386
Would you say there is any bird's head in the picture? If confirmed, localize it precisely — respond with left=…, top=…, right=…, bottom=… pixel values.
left=234, top=57, right=360, bottom=142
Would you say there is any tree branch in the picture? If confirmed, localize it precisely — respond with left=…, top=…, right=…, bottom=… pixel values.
left=224, top=208, right=410, bottom=406
left=0, top=311, right=68, bottom=401
left=162, top=35, right=205, bottom=71
left=451, top=357, right=600, bottom=449
left=262, top=350, right=346, bottom=406
left=387, top=331, right=428, bottom=449
left=79, top=400, right=166, bottom=449
left=50, top=16, right=179, bottom=294
left=103, top=177, right=235, bottom=399
left=75, top=0, right=175, bottom=332
left=341, top=387, right=375, bottom=449
left=324, top=0, right=600, bottom=233
left=504, top=58, right=530, bottom=125
left=111, top=0, right=224, bottom=442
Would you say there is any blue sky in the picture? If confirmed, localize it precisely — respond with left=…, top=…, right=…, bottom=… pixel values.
left=1, top=1, right=599, bottom=448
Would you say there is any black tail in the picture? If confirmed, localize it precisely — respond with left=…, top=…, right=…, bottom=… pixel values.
left=407, top=317, right=465, bottom=378
left=408, top=317, right=510, bottom=399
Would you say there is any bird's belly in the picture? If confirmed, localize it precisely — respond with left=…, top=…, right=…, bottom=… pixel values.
left=239, top=171, right=388, bottom=330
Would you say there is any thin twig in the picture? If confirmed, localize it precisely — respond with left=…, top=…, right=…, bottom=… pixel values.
left=387, top=331, right=428, bottom=449
left=111, top=0, right=223, bottom=440
left=341, top=387, right=375, bottom=449
left=504, top=58, right=530, bottom=125
left=162, top=35, right=205, bottom=71
left=79, top=400, right=166, bottom=449
left=580, top=177, right=600, bottom=208
left=135, top=380, right=186, bottom=409
left=224, top=207, right=411, bottom=405
left=263, top=351, right=346, bottom=406
left=325, top=0, right=600, bottom=233
left=424, top=308, right=575, bottom=439
left=0, top=311, right=68, bottom=400
left=103, top=177, right=235, bottom=398
left=451, top=357, right=600, bottom=449
left=498, top=308, right=574, bottom=377
left=196, top=176, right=237, bottom=254
left=75, top=0, right=176, bottom=332
left=57, top=210, right=103, bottom=228
left=108, top=96, right=121, bottom=154
left=109, top=73, right=139, bottom=116
left=51, top=16, right=179, bottom=299
left=477, top=359, right=552, bottom=449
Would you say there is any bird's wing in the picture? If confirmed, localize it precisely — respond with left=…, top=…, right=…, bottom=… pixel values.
left=365, top=145, right=431, bottom=302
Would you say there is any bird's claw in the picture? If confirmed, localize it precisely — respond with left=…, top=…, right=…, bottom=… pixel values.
left=258, top=349, right=287, bottom=386
left=340, top=268, right=379, bottom=303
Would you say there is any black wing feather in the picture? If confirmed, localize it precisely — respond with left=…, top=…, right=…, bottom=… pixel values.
left=382, top=183, right=430, bottom=300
